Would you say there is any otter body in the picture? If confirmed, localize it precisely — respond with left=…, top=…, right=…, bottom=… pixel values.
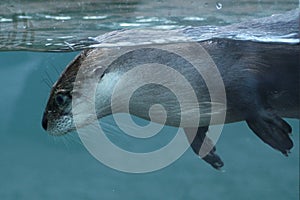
left=202, top=39, right=300, bottom=122
left=42, top=11, right=300, bottom=169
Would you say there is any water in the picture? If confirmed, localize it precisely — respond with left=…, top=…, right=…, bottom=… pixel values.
left=0, top=0, right=299, bottom=51
left=0, top=0, right=299, bottom=199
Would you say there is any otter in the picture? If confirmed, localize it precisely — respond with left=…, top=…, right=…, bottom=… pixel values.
left=42, top=11, right=299, bottom=169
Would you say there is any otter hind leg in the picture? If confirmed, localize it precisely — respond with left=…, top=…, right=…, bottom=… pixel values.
left=246, top=109, right=293, bottom=155
left=184, top=127, right=224, bottom=169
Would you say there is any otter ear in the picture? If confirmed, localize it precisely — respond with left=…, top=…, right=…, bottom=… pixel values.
left=184, top=127, right=224, bottom=170
left=246, top=109, right=293, bottom=156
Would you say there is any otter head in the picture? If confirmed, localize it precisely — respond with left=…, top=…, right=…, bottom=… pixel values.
left=42, top=50, right=88, bottom=135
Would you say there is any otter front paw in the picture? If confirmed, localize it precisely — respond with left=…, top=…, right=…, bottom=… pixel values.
left=201, top=147, right=224, bottom=170
left=185, top=127, right=224, bottom=170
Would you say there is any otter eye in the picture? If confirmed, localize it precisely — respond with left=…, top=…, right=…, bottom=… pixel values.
left=55, top=94, right=68, bottom=106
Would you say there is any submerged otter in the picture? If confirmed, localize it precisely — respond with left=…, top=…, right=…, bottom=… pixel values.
left=42, top=10, right=299, bottom=169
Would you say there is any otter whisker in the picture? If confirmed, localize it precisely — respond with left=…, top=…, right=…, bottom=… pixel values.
left=41, top=77, right=52, bottom=89
left=76, top=119, right=130, bottom=143
left=53, top=64, right=62, bottom=76
left=63, top=132, right=83, bottom=146
left=60, top=135, right=71, bottom=149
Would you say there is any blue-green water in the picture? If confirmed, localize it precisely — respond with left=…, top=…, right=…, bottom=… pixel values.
left=0, top=52, right=299, bottom=199
left=1, top=0, right=300, bottom=199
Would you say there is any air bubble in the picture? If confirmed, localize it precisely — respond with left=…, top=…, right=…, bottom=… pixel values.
left=216, top=2, right=222, bottom=9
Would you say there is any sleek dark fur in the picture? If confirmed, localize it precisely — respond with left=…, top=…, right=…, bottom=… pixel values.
left=187, top=39, right=299, bottom=168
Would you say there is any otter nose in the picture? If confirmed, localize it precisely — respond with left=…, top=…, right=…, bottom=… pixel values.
left=42, top=114, right=48, bottom=130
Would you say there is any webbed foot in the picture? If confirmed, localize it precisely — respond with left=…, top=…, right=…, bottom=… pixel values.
left=246, top=109, right=293, bottom=155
